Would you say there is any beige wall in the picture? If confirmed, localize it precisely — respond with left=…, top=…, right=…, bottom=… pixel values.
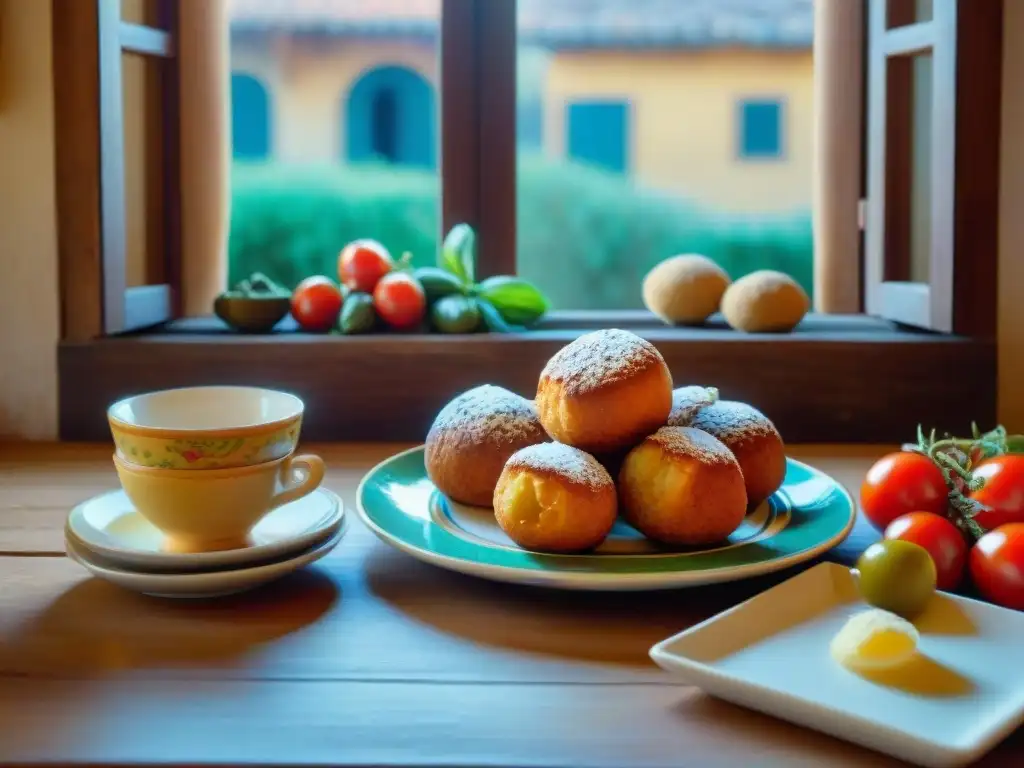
left=231, top=37, right=437, bottom=163
left=0, top=0, right=59, bottom=439
left=545, top=48, right=814, bottom=215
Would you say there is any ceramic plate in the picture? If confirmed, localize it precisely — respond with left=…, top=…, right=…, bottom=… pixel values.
left=65, top=522, right=345, bottom=599
left=356, top=446, right=856, bottom=590
left=650, top=562, right=1024, bottom=768
left=66, top=487, right=344, bottom=572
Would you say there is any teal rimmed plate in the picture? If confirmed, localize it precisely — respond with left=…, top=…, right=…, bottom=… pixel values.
left=356, top=446, right=856, bottom=591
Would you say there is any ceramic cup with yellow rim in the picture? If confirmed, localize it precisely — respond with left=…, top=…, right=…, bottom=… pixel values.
left=108, top=386, right=304, bottom=470
left=113, top=451, right=326, bottom=553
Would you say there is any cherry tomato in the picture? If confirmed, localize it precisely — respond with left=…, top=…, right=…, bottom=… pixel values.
left=291, top=276, right=343, bottom=332
left=373, top=272, right=426, bottom=330
left=968, top=455, right=1024, bottom=532
left=338, top=239, right=394, bottom=293
left=969, top=523, right=1024, bottom=609
left=884, top=512, right=967, bottom=590
left=860, top=452, right=948, bottom=531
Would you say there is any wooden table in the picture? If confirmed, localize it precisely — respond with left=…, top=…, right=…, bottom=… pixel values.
left=0, top=443, right=1020, bottom=767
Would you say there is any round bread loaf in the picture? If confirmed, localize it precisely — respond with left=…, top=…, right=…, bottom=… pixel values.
left=688, top=400, right=786, bottom=506
left=666, top=385, right=719, bottom=426
left=536, top=328, right=673, bottom=454
left=619, top=426, right=747, bottom=546
left=642, top=254, right=730, bottom=325
left=721, top=269, right=809, bottom=333
left=425, top=385, right=549, bottom=506
left=493, top=442, right=617, bottom=553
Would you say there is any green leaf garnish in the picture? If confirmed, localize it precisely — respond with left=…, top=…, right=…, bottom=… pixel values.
left=478, top=275, right=549, bottom=326
left=439, top=223, right=476, bottom=284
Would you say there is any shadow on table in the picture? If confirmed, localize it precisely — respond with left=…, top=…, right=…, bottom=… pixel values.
left=363, top=543, right=809, bottom=668
left=0, top=567, right=340, bottom=678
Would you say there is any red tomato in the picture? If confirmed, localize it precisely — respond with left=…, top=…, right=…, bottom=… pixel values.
left=884, top=512, right=967, bottom=590
left=291, top=276, right=343, bottom=332
left=969, top=523, right=1024, bottom=609
left=373, top=272, right=426, bottom=330
left=338, top=239, right=394, bottom=293
left=968, top=455, right=1024, bottom=532
left=860, top=452, right=949, bottom=531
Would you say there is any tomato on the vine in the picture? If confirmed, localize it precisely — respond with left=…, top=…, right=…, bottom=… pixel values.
left=338, top=239, right=394, bottom=293
left=373, top=272, right=426, bottom=330
left=968, top=455, right=1024, bottom=532
left=860, top=451, right=949, bottom=531
left=969, top=523, right=1024, bottom=610
left=291, top=275, right=343, bottom=332
left=884, top=512, right=967, bottom=590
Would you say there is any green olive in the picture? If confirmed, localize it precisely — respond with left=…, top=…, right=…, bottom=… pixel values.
left=855, top=540, right=937, bottom=618
left=430, top=294, right=481, bottom=334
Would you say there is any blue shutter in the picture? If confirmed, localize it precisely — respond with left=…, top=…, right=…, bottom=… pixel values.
left=739, top=99, right=783, bottom=159
left=346, top=66, right=436, bottom=169
left=566, top=101, right=628, bottom=173
left=231, top=73, right=271, bottom=160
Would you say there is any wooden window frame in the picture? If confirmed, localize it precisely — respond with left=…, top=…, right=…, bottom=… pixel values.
left=864, top=0, right=1001, bottom=335
left=54, top=0, right=182, bottom=339
left=54, top=0, right=1001, bottom=445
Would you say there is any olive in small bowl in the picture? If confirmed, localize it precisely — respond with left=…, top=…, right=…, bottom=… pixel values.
left=214, top=293, right=291, bottom=333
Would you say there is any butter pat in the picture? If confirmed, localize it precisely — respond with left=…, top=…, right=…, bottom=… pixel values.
left=830, top=608, right=919, bottom=671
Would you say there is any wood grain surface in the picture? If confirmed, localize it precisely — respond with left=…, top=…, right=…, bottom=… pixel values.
left=0, top=442, right=1020, bottom=767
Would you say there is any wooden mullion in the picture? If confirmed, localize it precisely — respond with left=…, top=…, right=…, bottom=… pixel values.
left=158, top=0, right=183, bottom=318
left=440, top=0, right=516, bottom=280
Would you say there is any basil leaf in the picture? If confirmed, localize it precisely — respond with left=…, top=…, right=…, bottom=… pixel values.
left=440, top=223, right=475, bottom=284
left=474, top=297, right=524, bottom=333
left=479, top=275, right=550, bottom=326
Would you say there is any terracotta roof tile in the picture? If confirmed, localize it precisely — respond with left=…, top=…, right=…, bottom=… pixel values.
left=228, top=0, right=813, bottom=48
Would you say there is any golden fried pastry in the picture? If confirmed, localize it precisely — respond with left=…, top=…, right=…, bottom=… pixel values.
left=536, top=328, right=673, bottom=454
left=666, top=385, right=719, bottom=426
left=425, top=385, right=549, bottom=506
left=493, top=442, right=617, bottom=553
left=642, top=254, right=731, bottom=325
left=688, top=400, right=786, bottom=506
left=619, top=426, right=747, bottom=546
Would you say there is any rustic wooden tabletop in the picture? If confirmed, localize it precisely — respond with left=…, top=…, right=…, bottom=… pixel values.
left=0, top=442, right=1019, bottom=767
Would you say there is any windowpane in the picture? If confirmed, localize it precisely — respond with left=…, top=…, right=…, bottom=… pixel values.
left=226, top=1, right=440, bottom=291
left=122, top=52, right=166, bottom=288
left=515, top=0, right=815, bottom=310
left=883, top=53, right=933, bottom=284
left=121, top=0, right=161, bottom=27
left=887, top=0, right=933, bottom=28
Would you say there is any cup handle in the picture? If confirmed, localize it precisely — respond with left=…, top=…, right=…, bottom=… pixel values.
left=269, top=453, right=325, bottom=510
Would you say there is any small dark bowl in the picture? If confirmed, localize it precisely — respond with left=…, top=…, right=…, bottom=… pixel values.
left=214, top=294, right=292, bottom=333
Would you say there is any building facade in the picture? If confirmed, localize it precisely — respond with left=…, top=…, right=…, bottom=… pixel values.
left=228, top=0, right=813, bottom=215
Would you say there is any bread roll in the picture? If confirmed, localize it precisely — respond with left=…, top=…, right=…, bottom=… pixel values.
left=619, top=426, right=747, bottom=546
left=642, top=254, right=730, bottom=325
left=688, top=400, right=786, bottom=506
left=493, top=442, right=617, bottom=553
left=536, top=328, right=673, bottom=454
left=425, top=385, right=549, bottom=506
left=721, top=270, right=809, bottom=333
left=667, top=385, right=719, bottom=426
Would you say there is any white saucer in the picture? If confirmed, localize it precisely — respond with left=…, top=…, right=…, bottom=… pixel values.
left=65, top=523, right=345, bottom=598
left=66, top=487, right=345, bottom=572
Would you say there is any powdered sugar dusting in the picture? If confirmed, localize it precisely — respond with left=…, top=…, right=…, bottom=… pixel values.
left=429, top=385, right=545, bottom=446
left=540, top=328, right=665, bottom=396
left=689, top=400, right=779, bottom=445
left=506, top=442, right=613, bottom=490
left=667, top=385, right=719, bottom=426
left=647, top=426, right=737, bottom=466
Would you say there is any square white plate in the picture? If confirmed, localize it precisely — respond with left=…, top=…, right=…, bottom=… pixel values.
left=649, top=562, right=1024, bottom=768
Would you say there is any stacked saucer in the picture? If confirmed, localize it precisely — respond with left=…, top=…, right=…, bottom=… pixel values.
left=64, top=485, right=346, bottom=598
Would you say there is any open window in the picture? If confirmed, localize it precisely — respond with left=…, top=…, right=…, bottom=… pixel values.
left=54, top=0, right=1002, bottom=445
left=55, top=0, right=181, bottom=338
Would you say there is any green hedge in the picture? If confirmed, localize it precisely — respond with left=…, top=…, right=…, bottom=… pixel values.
left=228, top=155, right=813, bottom=310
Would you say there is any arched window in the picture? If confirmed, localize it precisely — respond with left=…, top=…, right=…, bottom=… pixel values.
left=346, top=66, right=435, bottom=168
left=231, top=73, right=271, bottom=160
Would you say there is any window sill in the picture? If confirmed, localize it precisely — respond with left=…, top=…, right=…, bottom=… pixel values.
left=58, top=311, right=995, bottom=444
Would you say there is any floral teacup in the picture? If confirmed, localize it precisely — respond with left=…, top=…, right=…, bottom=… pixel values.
left=108, top=386, right=305, bottom=470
